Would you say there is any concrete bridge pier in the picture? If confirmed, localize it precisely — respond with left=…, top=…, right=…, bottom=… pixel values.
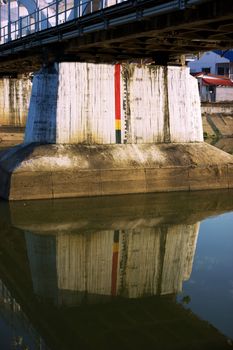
left=0, top=75, right=31, bottom=128
left=0, top=75, right=31, bottom=147
left=0, top=62, right=233, bottom=200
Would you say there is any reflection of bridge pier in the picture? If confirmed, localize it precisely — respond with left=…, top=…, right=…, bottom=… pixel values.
left=25, top=223, right=199, bottom=305
left=1, top=191, right=233, bottom=350
left=8, top=189, right=233, bottom=306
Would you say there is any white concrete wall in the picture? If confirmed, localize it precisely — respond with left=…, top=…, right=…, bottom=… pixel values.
left=125, top=66, right=166, bottom=143
left=202, top=102, right=233, bottom=115
left=25, top=64, right=115, bottom=144
left=168, top=67, right=203, bottom=142
left=24, top=62, right=203, bottom=144
left=216, top=87, right=233, bottom=102
left=56, top=63, right=115, bottom=144
left=0, top=78, right=31, bottom=127
left=123, top=65, right=203, bottom=143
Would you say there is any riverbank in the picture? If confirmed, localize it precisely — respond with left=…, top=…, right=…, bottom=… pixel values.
left=202, top=102, right=233, bottom=150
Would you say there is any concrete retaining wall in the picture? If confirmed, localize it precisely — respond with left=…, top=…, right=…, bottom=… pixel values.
left=201, top=102, right=233, bottom=139
left=216, top=87, right=233, bottom=102
left=202, top=102, right=233, bottom=115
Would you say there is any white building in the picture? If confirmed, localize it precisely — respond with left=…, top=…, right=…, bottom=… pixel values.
left=188, top=51, right=233, bottom=78
left=188, top=51, right=233, bottom=102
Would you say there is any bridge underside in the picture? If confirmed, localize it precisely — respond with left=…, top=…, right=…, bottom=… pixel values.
left=0, top=0, right=233, bottom=74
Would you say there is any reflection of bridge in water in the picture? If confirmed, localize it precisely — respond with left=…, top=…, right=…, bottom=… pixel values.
left=8, top=190, right=233, bottom=305
left=25, top=224, right=199, bottom=305
left=1, top=0, right=233, bottom=72
left=0, top=190, right=233, bottom=349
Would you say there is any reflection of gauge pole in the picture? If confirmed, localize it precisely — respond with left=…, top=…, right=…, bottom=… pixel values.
left=111, top=231, right=120, bottom=296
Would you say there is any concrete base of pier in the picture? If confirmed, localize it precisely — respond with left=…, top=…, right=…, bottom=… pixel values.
left=0, top=142, right=233, bottom=200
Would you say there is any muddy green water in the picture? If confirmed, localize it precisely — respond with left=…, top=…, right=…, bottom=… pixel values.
left=0, top=190, right=233, bottom=350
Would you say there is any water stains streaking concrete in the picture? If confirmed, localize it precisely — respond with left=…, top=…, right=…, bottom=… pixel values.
left=24, top=63, right=203, bottom=145
left=0, top=77, right=31, bottom=127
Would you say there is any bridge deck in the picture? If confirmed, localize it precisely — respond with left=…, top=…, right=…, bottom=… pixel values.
left=0, top=0, right=233, bottom=73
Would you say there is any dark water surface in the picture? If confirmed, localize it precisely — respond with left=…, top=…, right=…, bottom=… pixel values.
left=0, top=190, right=233, bottom=350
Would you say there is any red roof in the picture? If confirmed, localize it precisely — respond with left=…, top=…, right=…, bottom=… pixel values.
left=194, top=72, right=233, bottom=86
left=202, top=77, right=233, bottom=86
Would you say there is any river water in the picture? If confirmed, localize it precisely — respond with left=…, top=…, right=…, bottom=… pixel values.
left=0, top=190, right=232, bottom=350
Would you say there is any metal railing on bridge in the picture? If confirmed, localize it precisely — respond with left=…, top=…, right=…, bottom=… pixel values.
left=0, top=0, right=127, bottom=44
left=0, top=0, right=212, bottom=45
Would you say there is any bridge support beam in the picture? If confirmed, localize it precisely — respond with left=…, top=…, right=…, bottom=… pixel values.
left=0, top=62, right=233, bottom=200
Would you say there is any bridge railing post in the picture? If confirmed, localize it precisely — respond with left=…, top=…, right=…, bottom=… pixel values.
left=46, top=7, right=49, bottom=29
left=8, top=22, right=11, bottom=42
left=19, top=17, right=22, bottom=38
left=11, top=21, right=15, bottom=40
left=178, top=0, right=185, bottom=9
left=73, top=0, right=78, bottom=18
left=65, top=0, right=67, bottom=22
left=3, top=26, right=6, bottom=43
left=56, top=0, right=59, bottom=26
left=38, top=10, right=41, bottom=30
left=35, top=7, right=39, bottom=32
left=7, top=0, right=11, bottom=41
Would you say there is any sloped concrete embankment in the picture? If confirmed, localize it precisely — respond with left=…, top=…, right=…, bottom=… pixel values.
left=202, top=102, right=233, bottom=154
left=202, top=102, right=233, bottom=139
